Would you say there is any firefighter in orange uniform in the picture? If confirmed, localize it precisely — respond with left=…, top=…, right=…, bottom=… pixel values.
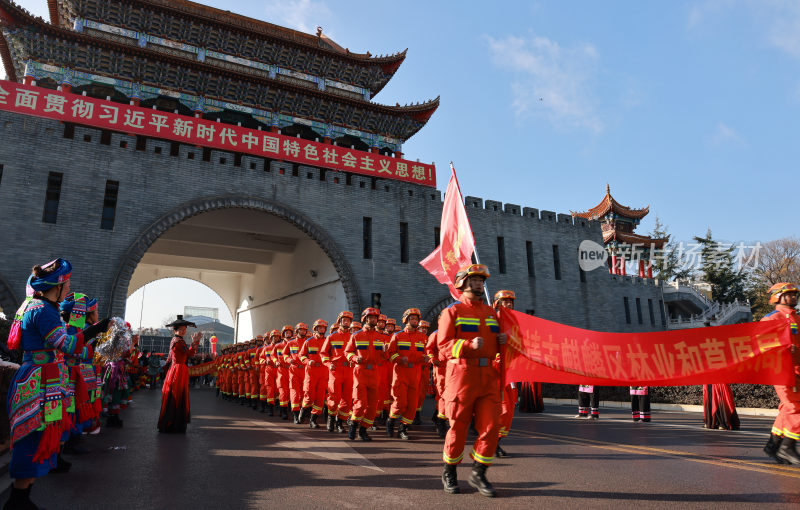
left=417, top=320, right=431, bottom=425
left=344, top=308, right=385, bottom=441
left=426, top=313, right=449, bottom=438
left=321, top=311, right=355, bottom=433
left=438, top=264, right=506, bottom=497
left=282, top=323, right=308, bottom=423
left=386, top=308, right=428, bottom=439
left=493, top=290, right=517, bottom=458
left=256, top=334, right=270, bottom=413
left=761, top=282, right=800, bottom=465
left=248, top=338, right=262, bottom=410
left=271, top=325, right=293, bottom=420
left=262, top=330, right=279, bottom=416
left=299, top=319, right=329, bottom=428
left=350, top=321, right=362, bottom=333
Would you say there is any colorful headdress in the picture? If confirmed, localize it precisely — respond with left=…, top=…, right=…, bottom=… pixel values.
left=60, top=292, right=93, bottom=329
left=26, top=258, right=72, bottom=294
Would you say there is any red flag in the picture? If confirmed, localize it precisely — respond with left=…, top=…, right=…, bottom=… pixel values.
left=420, top=164, right=475, bottom=299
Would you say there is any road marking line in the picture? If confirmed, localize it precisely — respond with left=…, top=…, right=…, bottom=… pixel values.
left=514, top=429, right=800, bottom=479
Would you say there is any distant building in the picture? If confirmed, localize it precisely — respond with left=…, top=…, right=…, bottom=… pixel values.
left=184, top=315, right=234, bottom=344
left=184, top=306, right=219, bottom=321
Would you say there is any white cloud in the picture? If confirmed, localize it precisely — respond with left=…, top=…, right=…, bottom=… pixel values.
left=262, top=0, right=332, bottom=35
left=486, top=33, right=604, bottom=133
left=709, top=121, right=745, bottom=146
left=688, top=0, right=800, bottom=59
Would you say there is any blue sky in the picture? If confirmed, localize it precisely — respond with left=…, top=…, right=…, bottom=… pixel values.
left=4, top=0, right=797, bottom=326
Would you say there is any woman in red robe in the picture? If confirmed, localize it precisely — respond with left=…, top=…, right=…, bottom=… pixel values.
left=158, top=316, right=201, bottom=433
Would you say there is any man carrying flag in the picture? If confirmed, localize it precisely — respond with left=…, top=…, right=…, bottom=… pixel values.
left=437, top=264, right=506, bottom=497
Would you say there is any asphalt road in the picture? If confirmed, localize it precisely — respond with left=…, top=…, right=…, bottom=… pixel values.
left=16, top=386, right=800, bottom=509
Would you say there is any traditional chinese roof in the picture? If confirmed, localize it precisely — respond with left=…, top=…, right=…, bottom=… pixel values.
left=571, top=184, right=651, bottom=221
left=47, top=0, right=406, bottom=96
left=602, top=230, right=668, bottom=249
left=0, top=1, right=438, bottom=142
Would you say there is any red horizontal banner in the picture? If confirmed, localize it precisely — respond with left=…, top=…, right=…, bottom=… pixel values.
left=0, top=79, right=435, bottom=186
left=498, top=308, right=795, bottom=386
left=188, top=361, right=217, bottom=377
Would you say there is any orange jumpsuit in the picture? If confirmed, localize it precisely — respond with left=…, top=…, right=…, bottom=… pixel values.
left=321, top=329, right=354, bottom=421
left=257, top=345, right=269, bottom=402
left=761, top=306, right=800, bottom=440
left=377, top=330, right=393, bottom=414
left=387, top=327, right=428, bottom=426
left=262, top=344, right=277, bottom=404
left=234, top=351, right=244, bottom=398
left=271, top=340, right=290, bottom=409
left=438, top=296, right=503, bottom=466
left=282, top=337, right=305, bottom=412
left=499, top=383, right=517, bottom=438
left=426, top=330, right=447, bottom=420
left=248, top=347, right=260, bottom=405
left=344, top=328, right=386, bottom=427
left=300, top=334, right=328, bottom=415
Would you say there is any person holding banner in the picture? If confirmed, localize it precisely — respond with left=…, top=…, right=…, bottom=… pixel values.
left=438, top=264, right=506, bottom=498
left=492, top=290, right=518, bottom=457
left=157, top=316, right=201, bottom=433
left=761, top=282, right=800, bottom=465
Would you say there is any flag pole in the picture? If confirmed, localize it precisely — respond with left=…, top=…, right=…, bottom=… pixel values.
left=451, top=162, right=503, bottom=400
left=451, top=161, right=491, bottom=306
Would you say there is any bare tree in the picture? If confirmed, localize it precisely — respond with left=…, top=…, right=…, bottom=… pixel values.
left=753, top=237, right=800, bottom=285
left=748, top=237, right=800, bottom=319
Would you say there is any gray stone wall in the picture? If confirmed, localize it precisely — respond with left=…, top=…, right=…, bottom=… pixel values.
left=0, top=110, right=664, bottom=333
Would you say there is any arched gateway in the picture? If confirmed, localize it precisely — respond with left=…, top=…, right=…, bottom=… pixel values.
left=0, top=0, right=666, bottom=338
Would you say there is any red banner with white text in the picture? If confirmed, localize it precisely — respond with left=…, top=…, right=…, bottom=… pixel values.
left=0, top=80, right=435, bottom=186
left=498, top=308, right=795, bottom=386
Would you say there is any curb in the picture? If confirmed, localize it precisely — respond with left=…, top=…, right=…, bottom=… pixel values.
left=542, top=398, right=778, bottom=417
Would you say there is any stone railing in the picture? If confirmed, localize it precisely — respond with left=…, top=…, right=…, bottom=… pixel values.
left=667, top=299, right=751, bottom=329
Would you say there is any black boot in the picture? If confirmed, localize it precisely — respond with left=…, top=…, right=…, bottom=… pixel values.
left=267, top=404, right=275, bottom=417
left=398, top=424, right=410, bottom=440
left=292, top=410, right=300, bottom=424
left=327, top=413, right=336, bottom=432
left=51, top=450, right=72, bottom=474
left=336, top=418, right=346, bottom=434
left=386, top=417, right=397, bottom=438
left=496, top=438, right=509, bottom=458
left=63, top=433, right=90, bottom=455
left=309, top=414, right=320, bottom=429
left=348, top=422, right=358, bottom=440
left=764, top=433, right=786, bottom=464
left=297, top=407, right=307, bottom=424
left=260, top=401, right=267, bottom=413
left=240, top=396, right=247, bottom=405
left=468, top=461, right=497, bottom=497
left=358, top=426, right=372, bottom=441
left=442, top=464, right=460, bottom=494
left=436, top=417, right=448, bottom=439
left=776, top=437, right=800, bottom=465
left=413, top=411, right=422, bottom=426
left=3, top=484, right=39, bottom=510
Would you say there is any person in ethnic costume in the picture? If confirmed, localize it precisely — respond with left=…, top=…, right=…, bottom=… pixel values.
left=438, top=264, right=507, bottom=498
left=157, top=315, right=201, bottom=433
left=575, top=385, right=600, bottom=420
left=761, top=282, right=800, bottom=465
left=630, top=386, right=653, bottom=422
left=4, top=259, right=109, bottom=510
left=59, top=293, right=102, bottom=456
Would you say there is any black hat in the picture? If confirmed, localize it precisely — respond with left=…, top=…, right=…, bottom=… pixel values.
left=165, top=315, right=197, bottom=329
